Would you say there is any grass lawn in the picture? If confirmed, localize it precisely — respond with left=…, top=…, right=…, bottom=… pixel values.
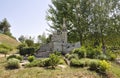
left=0, top=57, right=101, bottom=78
left=0, top=57, right=120, bottom=78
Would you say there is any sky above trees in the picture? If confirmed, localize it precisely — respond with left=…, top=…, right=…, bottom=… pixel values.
left=0, top=0, right=52, bottom=40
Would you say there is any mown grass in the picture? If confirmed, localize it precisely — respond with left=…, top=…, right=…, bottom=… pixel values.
left=110, top=62, right=120, bottom=78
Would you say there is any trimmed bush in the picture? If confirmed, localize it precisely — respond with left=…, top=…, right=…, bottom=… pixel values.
left=97, top=54, right=108, bottom=60
left=66, top=54, right=79, bottom=60
left=25, top=58, right=50, bottom=67
left=0, top=44, right=13, bottom=51
left=19, top=47, right=35, bottom=56
left=7, top=55, right=23, bottom=61
left=28, top=56, right=35, bottom=62
left=6, top=58, right=20, bottom=69
left=107, top=52, right=117, bottom=61
left=0, top=48, right=9, bottom=57
left=86, top=47, right=102, bottom=59
left=70, top=59, right=86, bottom=67
left=89, top=59, right=100, bottom=71
left=72, top=47, right=86, bottom=58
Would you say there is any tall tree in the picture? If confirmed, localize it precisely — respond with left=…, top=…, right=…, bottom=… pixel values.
left=46, top=0, right=120, bottom=50
left=0, top=18, right=12, bottom=36
left=37, top=33, right=47, bottom=44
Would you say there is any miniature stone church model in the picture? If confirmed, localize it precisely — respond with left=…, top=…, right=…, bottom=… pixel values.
left=36, top=18, right=80, bottom=57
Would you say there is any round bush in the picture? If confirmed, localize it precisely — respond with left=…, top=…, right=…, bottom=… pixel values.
left=98, top=60, right=111, bottom=73
left=7, top=55, right=23, bottom=61
left=25, top=58, right=50, bottom=67
left=6, top=58, right=20, bottom=69
left=86, top=47, right=102, bottom=59
left=72, top=47, right=86, bottom=58
left=28, top=56, right=35, bottom=62
left=89, top=59, right=99, bottom=71
left=70, top=59, right=86, bottom=67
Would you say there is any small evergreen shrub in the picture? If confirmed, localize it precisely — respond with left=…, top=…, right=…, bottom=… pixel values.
left=0, top=48, right=9, bottom=57
left=28, top=56, right=35, bottom=62
left=19, top=47, right=35, bottom=56
left=97, top=54, right=108, bottom=60
left=49, top=54, right=60, bottom=68
left=7, top=55, right=23, bottom=61
left=66, top=54, right=79, bottom=60
left=89, top=59, right=100, bottom=71
left=72, top=47, right=86, bottom=58
left=70, top=59, right=88, bottom=67
left=107, top=52, right=117, bottom=61
left=86, top=47, right=102, bottom=59
left=25, top=58, right=50, bottom=67
left=54, top=51, right=61, bottom=56
left=6, top=58, right=20, bottom=69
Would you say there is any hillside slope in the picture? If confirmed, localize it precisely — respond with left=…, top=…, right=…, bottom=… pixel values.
left=0, top=34, right=20, bottom=48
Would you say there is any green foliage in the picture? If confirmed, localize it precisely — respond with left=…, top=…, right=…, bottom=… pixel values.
left=65, top=53, right=79, bottom=60
left=0, top=18, right=12, bottom=37
left=25, top=39, right=34, bottom=47
left=106, top=51, right=117, bottom=61
left=89, top=60, right=100, bottom=71
left=86, top=47, right=102, bottom=59
left=6, top=58, right=20, bottom=69
left=72, top=47, right=86, bottom=58
left=97, top=54, right=108, bottom=60
left=70, top=59, right=85, bottom=67
left=19, top=47, right=35, bottom=56
left=17, top=43, right=27, bottom=50
left=7, top=55, right=23, bottom=61
left=70, top=58, right=91, bottom=67
left=18, top=35, right=26, bottom=43
left=49, top=54, right=60, bottom=68
left=25, top=58, right=50, bottom=67
left=0, top=43, right=13, bottom=51
left=0, top=48, right=9, bottom=56
left=89, top=60, right=111, bottom=73
left=58, top=58, right=66, bottom=65
left=99, top=60, right=111, bottom=73
left=54, top=51, right=61, bottom=56
left=28, top=56, right=35, bottom=62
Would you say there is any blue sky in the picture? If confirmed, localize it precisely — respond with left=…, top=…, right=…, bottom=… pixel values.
left=0, top=0, right=52, bottom=40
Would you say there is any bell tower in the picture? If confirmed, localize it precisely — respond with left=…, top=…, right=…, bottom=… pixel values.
left=61, top=18, right=67, bottom=43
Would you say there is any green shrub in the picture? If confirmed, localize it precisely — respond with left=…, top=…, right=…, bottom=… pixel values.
left=6, top=58, right=20, bottom=69
left=19, top=47, right=35, bottom=56
left=86, top=47, right=102, bottom=59
left=7, top=55, right=23, bottom=61
left=0, top=44, right=13, bottom=51
left=72, top=47, right=86, bottom=58
left=54, top=51, right=61, bottom=56
left=0, top=48, right=9, bottom=57
left=59, top=59, right=66, bottom=65
left=25, top=58, right=50, bottom=67
left=89, top=59, right=100, bottom=71
left=98, top=60, right=111, bottom=73
left=49, top=54, right=60, bottom=68
left=97, top=54, right=108, bottom=60
left=28, top=56, right=35, bottom=62
left=107, top=52, right=117, bottom=61
left=70, top=59, right=88, bottom=67
left=66, top=54, right=79, bottom=60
